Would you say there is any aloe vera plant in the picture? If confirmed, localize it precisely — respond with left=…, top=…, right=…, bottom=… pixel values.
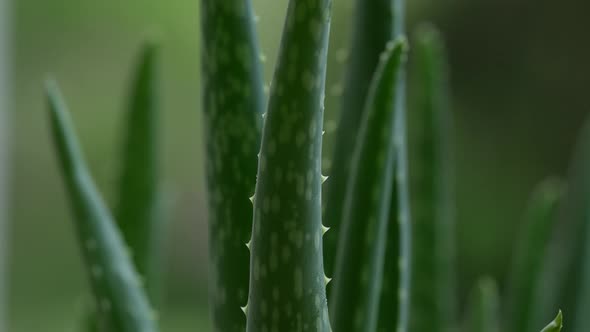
left=38, top=0, right=583, bottom=331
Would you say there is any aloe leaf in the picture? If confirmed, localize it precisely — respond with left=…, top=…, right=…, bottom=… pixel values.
left=330, top=39, right=407, bottom=332
left=47, top=80, right=157, bottom=332
left=541, top=311, right=563, bottom=332
left=506, top=179, right=563, bottom=332
left=245, top=0, right=332, bottom=330
left=407, top=24, right=457, bottom=332
left=465, top=277, right=500, bottom=332
left=324, top=0, right=405, bottom=279
left=199, top=1, right=265, bottom=330
left=114, top=42, right=162, bottom=306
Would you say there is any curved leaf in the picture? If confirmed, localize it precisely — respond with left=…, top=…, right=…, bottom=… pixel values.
left=47, top=80, right=157, bottom=332
left=324, top=0, right=405, bottom=278
left=330, top=39, right=407, bottom=332
left=115, top=42, right=162, bottom=305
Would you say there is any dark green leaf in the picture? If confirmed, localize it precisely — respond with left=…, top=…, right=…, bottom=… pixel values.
left=330, top=39, right=407, bottom=332
left=200, top=1, right=266, bottom=331
left=324, top=0, right=405, bottom=279
left=408, top=24, right=457, bottom=332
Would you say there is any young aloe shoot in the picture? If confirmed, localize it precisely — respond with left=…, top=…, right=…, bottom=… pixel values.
left=47, top=81, right=157, bottom=332
left=330, top=39, right=407, bottom=332
left=408, top=24, right=457, bottom=332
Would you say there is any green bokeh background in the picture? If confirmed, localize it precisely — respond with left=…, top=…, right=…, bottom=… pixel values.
left=6, top=0, right=590, bottom=330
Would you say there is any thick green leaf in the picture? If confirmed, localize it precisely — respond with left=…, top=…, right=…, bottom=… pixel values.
left=408, top=24, right=457, bottom=332
left=506, top=179, right=563, bottom=332
left=246, top=0, right=332, bottom=330
left=200, top=1, right=265, bottom=331
left=115, top=42, right=162, bottom=305
left=465, top=277, right=500, bottom=332
left=330, top=39, right=407, bottom=332
left=541, top=311, right=563, bottom=332
left=47, top=80, right=157, bottom=332
left=324, top=0, right=405, bottom=278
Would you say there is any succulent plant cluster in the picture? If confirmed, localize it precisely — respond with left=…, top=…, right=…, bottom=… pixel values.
left=28, top=0, right=590, bottom=331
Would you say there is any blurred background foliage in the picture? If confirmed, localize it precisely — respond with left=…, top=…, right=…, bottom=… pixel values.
left=6, top=0, right=590, bottom=330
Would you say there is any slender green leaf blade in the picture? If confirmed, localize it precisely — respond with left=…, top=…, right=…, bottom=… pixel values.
left=200, top=1, right=265, bottom=331
left=324, top=0, right=405, bottom=279
left=506, top=179, right=563, bottom=332
left=47, top=81, right=157, bottom=332
left=330, top=39, right=407, bottom=332
left=246, top=0, right=332, bottom=330
left=541, top=311, right=563, bottom=332
left=465, top=277, right=500, bottom=332
left=408, top=25, right=457, bottom=332
left=115, top=42, right=162, bottom=305
left=376, top=2, right=410, bottom=332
